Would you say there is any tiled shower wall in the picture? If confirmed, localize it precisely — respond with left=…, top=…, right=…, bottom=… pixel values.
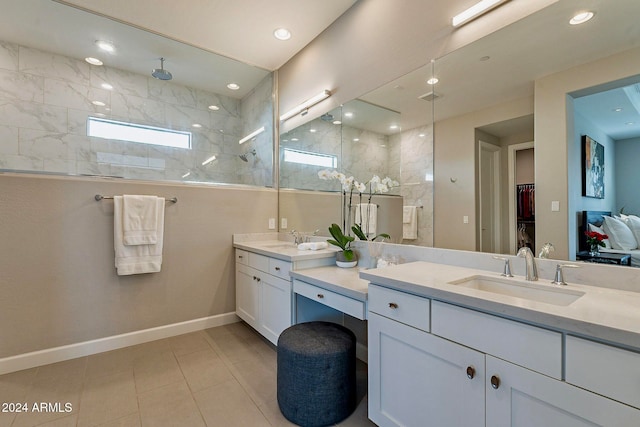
left=0, top=40, right=273, bottom=186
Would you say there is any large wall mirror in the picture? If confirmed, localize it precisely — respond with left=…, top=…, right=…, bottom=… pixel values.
left=278, top=0, right=640, bottom=263
left=0, top=0, right=274, bottom=187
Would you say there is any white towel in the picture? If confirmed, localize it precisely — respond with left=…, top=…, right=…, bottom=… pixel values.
left=122, top=195, right=159, bottom=245
left=114, top=196, right=165, bottom=275
left=402, top=206, right=418, bottom=239
left=355, top=203, right=377, bottom=236
left=297, top=242, right=329, bottom=251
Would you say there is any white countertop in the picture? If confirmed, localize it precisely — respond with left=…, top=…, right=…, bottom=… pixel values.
left=360, top=261, right=640, bottom=350
left=290, top=266, right=368, bottom=302
left=233, top=239, right=338, bottom=262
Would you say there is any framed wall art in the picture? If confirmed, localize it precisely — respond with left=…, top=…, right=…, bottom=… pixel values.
left=582, top=135, right=604, bottom=199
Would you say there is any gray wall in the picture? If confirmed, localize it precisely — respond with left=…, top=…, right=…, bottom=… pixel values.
left=615, top=137, right=640, bottom=215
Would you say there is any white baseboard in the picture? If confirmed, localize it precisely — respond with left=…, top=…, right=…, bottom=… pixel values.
left=0, top=312, right=239, bottom=375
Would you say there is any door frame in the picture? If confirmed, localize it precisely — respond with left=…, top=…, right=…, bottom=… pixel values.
left=508, top=141, right=534, bottom=254
left=478, top=141, right=502, bottom=253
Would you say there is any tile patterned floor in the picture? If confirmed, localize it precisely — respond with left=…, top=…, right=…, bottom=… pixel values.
left=0, top=322, right=375, bottom=427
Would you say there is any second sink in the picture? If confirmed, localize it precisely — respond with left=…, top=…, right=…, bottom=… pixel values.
left=448, top=275, right=585, bottom=306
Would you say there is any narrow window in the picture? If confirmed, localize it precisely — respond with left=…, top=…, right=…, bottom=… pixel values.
left=87, top=117, right=191, bottom=149
left=283, top=148, right=337, bottom=168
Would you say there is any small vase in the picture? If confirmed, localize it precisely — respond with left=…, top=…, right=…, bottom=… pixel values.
left=589, top=243, right=600, bottom=257
left=336, top=251, right=358, bottom=268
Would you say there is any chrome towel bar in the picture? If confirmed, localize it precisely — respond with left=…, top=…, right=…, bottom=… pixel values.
left=95, top=194, right=178, bottom=203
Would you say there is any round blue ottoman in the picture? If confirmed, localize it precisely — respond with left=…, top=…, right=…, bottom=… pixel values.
left=277, top=321, right=357, bottom=427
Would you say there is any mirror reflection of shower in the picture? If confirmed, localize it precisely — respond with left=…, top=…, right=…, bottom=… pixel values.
left=239, top=149, right=256, bottom=162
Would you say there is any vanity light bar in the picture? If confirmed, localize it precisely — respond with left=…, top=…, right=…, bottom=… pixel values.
left=452, top=0, right=509, bottom=27
left=239, top=126, right=265, bottom=144
left=280, top=90, right=332, bottom=121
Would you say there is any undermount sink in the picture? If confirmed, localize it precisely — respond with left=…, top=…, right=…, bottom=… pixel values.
left=448, top=275, right=585, bottom=306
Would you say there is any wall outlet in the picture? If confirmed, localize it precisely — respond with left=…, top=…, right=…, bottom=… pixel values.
left=463, top=215, right=469, bottom=224
left=281, top=218, right=288, bottom=229
left=551, top=201, right=560, bottom=212
left=268, top=218, right=276, bottom=229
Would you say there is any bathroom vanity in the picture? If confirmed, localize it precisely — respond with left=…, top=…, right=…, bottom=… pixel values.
left=361, top=262, right=640, bottom=427
left=233, top=237, right=336, bottom=344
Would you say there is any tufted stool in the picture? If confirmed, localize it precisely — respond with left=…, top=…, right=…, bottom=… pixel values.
left=277, top=321, right=357, bottom=427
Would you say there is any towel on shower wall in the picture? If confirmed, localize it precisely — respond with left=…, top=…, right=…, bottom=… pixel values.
left=114, top=196, right=165, bottom=275
left=403, top=206, right=418, bottom=240
left=122, top=195, right=159, bottom=245
left=354, top=203, right=377, bottom=236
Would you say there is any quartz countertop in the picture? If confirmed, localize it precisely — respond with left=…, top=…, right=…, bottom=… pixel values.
left=290, top=266, right=368, bottom=302
left=233, top=239, right=337, bottom=262
left=360, top=261, right=640, bottom=350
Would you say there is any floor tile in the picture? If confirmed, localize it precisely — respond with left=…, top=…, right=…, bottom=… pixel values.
left=138, top=380, right=204, bottom=427
left=231, top=357, right=277, bottom=407
left=77, top=370, right=138, bottom=427
left=95, top=413, right=141, bottom=427
left=258, top=398, right=298, bottom=427
left=133, top=351, right=183, bottom=394
left=85, top=347, right=135, bottom=379
left=168, top=331, right=213, bottom=357
left=193, top=379, right=271, bottom=427
left=176, top=349, right=234, bottom=393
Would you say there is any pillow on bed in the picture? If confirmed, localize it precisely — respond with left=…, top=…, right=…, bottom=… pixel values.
left=588, top=223, right=611, bottom=248
left=602, top=216, right=638, bottom=250
left=622, top=215, right=640, bottom=247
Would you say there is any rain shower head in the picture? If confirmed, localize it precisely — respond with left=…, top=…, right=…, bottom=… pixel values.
left=239, top=149, right=256, bottom=162
left=152, top=58, right=172, bottom=81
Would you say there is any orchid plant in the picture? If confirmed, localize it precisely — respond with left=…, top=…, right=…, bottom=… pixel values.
left=318, top=169, right=399, bottom=241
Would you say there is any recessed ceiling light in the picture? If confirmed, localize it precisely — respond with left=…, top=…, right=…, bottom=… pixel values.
left=380, top=144, right=387, bottom=148
left=613, top=107, right=623, bottom=112
left=91, top=100, right=106, bottom=106
left=101, top=83, right=113, bottom=90
left=273, top=28, right=291, bottom=41
left=208, top=105, right=220, bottom=111
left=419, top=133, right=426, bottom=137
left=389, top=124, right=399, bottom=130
left=353, top=138, right=360, bottom=142
left=192, top=123, right=202, bottom=128
left=310, top=129, right=317, bottom=133
left=333, top=120, right=342, bottom=125
left=227, top=83, right=240, bottom=90
left=570, top=11, right=594, bottom=25
left=625, top=122, right=635, bottom=126
left=344, top=112, right=354, bottom=118
left=85, top=57, right=103, bottom=66
left=96, top=40, right=115, bottom=53
left=427, top=77, right=439, bottom=85
left=291, top=138, right=299, bottom=141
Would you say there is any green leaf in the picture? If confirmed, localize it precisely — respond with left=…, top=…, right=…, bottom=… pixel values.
left=351, top=224, right=368, bottom=240
left=373, top=233, right=390, bottom=241
left=343, top=249, right=355, bottom=261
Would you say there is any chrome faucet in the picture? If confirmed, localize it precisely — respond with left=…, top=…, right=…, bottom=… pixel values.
left=517, top=247, right=538, bottom=281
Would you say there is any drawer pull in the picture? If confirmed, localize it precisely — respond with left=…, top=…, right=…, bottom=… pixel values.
left=256, top=277, right=261, bottom=282
left=275, top=267, right=281, bottom=271
left=252, top=276, right=257, bottom=280
left=466, top=366, right=475, bottom=380
left=317, top=293, right=324, bottom=299
left=388, top=302, right=398, bottom=309
left=490, top=375, right=500, bottom=389
left=238, top=255, right=243, bottom=259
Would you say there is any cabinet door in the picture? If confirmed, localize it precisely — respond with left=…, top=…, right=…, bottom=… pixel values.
left=368, top=312, right=485, bottom=427
left=236, top=264, right=259, bottom=330
left=486, top=355, right=640, bottom=427
left=259, top=274, right=292, bottom=345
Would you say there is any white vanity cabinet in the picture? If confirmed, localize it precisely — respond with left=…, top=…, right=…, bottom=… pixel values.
left=235, top=249, right=292, bottom=345
left=368, top=284, right=640, bottom=427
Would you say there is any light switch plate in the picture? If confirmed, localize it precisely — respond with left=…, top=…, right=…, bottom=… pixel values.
left=268, top=218, right=276, bottom=229
left=463, top=216, right=469, bottom=224
left=281, top=218, right=288, bottom=229
left=551, top=201, right=560, bottom=212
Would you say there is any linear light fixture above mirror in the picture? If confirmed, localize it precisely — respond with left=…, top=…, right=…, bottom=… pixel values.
left=280, top=90, right=332, bottom=121
left=452, top=0, right=510, bottom=27
left=239, top=126, right=265, bottom=144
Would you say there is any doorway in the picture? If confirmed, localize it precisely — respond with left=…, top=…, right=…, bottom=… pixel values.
left=478, top=141, right=502, bottom=253
left=508, top=142, right=535, bottom=254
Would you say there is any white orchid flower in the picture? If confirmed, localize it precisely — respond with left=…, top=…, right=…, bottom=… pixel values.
left=370, top=175, right=381, bottom=184
left=355, top=181, right=366, bottom=193
left=318, top=170, right=331, bottom=180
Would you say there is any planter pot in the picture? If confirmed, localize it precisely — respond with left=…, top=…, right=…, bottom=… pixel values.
left=336, top=251, right=358, bottom=268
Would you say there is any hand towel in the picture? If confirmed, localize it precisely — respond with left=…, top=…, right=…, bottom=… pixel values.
left=355, top=203, right=377, bottom=236
left=297, top=241, right=329, bottom=251
left=402, top=206, right=418, bottom=240
left=114, top=196, right=165, bottom=275
left=122, top=195, right=159, bottom=245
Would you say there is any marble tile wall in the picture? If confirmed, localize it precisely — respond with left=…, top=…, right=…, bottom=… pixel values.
left=0, top=40, right=273, bottom=187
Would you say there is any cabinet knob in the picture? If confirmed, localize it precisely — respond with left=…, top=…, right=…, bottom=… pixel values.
left=388, top=302, right=398, bottom=309
left=317, top=294, right=324, bottom=299
left=256, top=277, right=261, bottom=282
left=252, top=276, right=257, bottom=280
left=466, top=366, right=475, bottom=380
left=238, top=255, right=243, bottom=258
left=490, top=375, right=500, bottom=389
left=275, top=267, right=281, bottom=271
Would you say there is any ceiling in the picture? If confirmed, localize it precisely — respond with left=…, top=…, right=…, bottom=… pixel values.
left=359, top=0, right=640, bottom=139
left=0, top=0, right=356, bottom=98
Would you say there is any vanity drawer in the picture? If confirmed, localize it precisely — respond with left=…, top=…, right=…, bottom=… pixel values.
left=236, top=249, right=248, bottom=265
left=248, top=252, right=270, bottom=272
left=431, top=301, right=562, bottom=379
left=368, top=284, right=430, bottom=332
left=566, top=335, right=640, bottom=409
left=293, top=279, right=366, bottom=320
left=269, top=258, right=291, bottom=280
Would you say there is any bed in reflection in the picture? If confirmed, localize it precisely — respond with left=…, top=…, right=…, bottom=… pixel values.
left=581, top=211, right=640, bottom=267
